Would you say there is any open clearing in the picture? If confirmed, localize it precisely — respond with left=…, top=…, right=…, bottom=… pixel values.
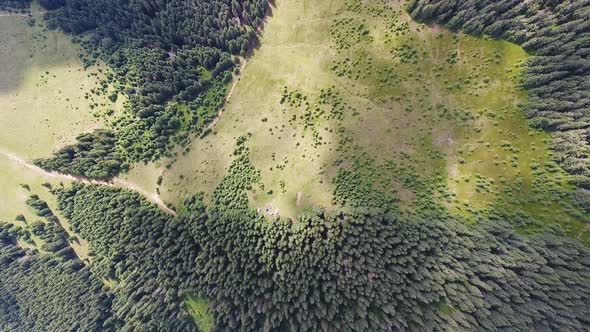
left=160, top=0, right=588, bottom=241
left=0, top=14, right=125, bottom=159
left=184, top=294, right=214, bottom=332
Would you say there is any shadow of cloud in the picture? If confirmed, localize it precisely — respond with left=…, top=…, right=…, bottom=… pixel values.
left=0, top=13, right=87, bottom=95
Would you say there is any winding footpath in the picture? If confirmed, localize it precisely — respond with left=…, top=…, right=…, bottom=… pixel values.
left=0, top=11, right=47, bottom=17
left=0, top=149, right=177, bottom=216
left=207, top=57, right=248, bottom=130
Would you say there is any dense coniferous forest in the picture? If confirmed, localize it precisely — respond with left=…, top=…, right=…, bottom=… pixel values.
left=44, top=0, right=268, bottom=53
left=407, top=0, right=590, bottom=191
left=54, top=184, right=206, bottom=330
left=1, top=185, right=209, bottom=331
left=193, top=138, right=590, bottom=330
left=0, top=215, right=111, bottom=330
left=8, top=136, right=590, bottom=330
left=197, top=209, right=590, bottom=331
left=3, top=181, right=589, bottom=330
left=12, top=139, right=590, bottom=331
left=2, top=189, right=179, bottom=330
left=34, top=130, right=123, bottom=177
left=0, top=0, right=31, bottom=10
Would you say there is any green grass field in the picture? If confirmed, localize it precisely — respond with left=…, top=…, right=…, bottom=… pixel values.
left=0, top=14, right=124, bottom=159
left=161, top=0, right=588, bottom=241
left=184, top=294, right=214, bottom=332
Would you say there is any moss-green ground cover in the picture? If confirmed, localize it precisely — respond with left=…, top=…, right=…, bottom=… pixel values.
left=184, top=294, right=214, bottom=332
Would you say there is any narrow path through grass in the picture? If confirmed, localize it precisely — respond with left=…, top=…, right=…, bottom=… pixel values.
left=0, top=149, right=177, bottom=216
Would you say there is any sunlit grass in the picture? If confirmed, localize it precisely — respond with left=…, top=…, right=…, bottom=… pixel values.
left=184, top=294, right=214, bottom=332
left=160, top=0, right=588, bottom=241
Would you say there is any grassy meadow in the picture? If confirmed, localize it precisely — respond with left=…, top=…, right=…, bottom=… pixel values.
left=161, top=0, right=589, bottom=241
left=0, top=13, right=124, bottom=159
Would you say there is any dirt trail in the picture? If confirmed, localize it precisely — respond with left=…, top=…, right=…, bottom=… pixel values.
left=207, top=57, right=248, bottom=129
left=0, top=149, right=177, bottom=216
left=226, top=58, right=248, bottom=103
left=0, top=11, right=46, bottom=17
